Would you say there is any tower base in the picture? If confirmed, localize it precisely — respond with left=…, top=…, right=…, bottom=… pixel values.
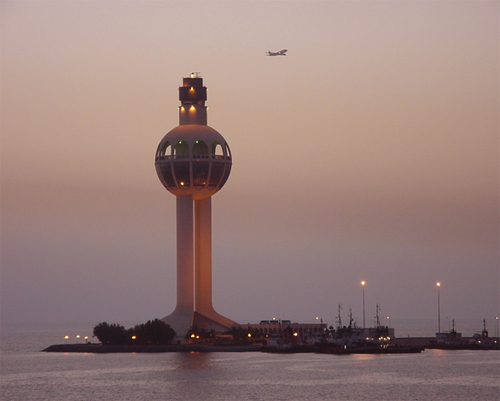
left=161, top=310, right=239, bottom=343
left=192, top=312, right=239, bottom=333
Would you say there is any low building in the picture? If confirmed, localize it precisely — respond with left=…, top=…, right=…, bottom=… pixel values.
left=245, top=319, right=327, bottom=343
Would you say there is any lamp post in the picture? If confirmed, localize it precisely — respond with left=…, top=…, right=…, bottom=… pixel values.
left=361, top=281, right=366, bottom=329
left=316, top=316, right=324, bottom=333
left=495, top=316, right=498, bottom=338
left=436, top=282, right=441, bottom=333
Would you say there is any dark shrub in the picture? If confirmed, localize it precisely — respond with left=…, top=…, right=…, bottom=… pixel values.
left=132, top=319, right=176, bottom=345
left=93, top=322, right=128, bottom=345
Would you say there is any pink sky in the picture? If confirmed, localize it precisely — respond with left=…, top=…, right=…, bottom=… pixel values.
left=1, top=1, right=498, bottom=330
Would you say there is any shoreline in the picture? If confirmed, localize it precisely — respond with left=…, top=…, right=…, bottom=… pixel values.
left=43, top=336, right=499, bottom=353
left=42, top=343, right=263, bottom=353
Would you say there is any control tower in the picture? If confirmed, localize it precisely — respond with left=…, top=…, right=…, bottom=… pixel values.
left=155, top=73, right=238, bottom=338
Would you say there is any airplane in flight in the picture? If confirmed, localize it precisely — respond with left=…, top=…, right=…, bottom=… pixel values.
left=266, top=49, right=287, bottom=56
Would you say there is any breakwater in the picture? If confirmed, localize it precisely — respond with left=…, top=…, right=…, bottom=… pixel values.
left=43, top=336, right=499, bottom=353
left=43, top=343, right=262, bottom=353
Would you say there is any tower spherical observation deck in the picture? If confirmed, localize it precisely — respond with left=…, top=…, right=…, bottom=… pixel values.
left=155, top=124, right=232, bottom=200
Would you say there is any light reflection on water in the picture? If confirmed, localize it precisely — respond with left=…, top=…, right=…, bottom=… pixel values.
left=3, top=350, right=498, bottom=401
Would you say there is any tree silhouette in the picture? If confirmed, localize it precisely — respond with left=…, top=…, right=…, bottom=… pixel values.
left=93, top=319, right=176, bottom=345
left=93, top=322, right=127, bottom=345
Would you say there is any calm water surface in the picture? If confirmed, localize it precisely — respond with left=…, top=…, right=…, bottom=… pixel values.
left=1, top=323, right=499, bottom=401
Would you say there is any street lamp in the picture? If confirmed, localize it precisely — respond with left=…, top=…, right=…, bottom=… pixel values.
left=386, top=316, right=390, bottom=328
left=436, top=282, right=441, bottom=333
left=316, top=316, right=324, bottom=332
left=361, top=281, right=366, bottom=329
left=495, top=316, right=498, bottom=338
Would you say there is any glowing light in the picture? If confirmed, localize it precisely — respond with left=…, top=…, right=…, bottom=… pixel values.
left=361, top=281, right=366, bottom=286
left=293, top=332, right=298, bottom=337
left=191, top=334, right=195, bottom=338
left=180, top=106, right=185, bottom=111
left=131, top=335, right=137, bottom=340
left=247, top=333, right=252, bottom=338
left=190, top=106, right=195, bottom=111
left=64, top=335, right=69, bottom=340
left=180, top=182, right=185, bottom=186
left=436, top=282, right=441, bottom=287
left=189, top=87, right=194, bottom=91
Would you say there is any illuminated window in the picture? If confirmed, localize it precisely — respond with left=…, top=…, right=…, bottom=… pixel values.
left=174, top=140, right=189, bottom=157
left=173, top=162, right=190, bottom=187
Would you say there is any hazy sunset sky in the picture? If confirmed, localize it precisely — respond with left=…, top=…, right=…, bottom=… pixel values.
left=1, top=1, right=498, bottom=329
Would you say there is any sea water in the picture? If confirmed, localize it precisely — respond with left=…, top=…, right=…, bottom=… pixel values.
left=1, top=322, right=499, bottom=401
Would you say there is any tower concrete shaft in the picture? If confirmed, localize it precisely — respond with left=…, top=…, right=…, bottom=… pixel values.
left=194, top=197, right=236, bottom=329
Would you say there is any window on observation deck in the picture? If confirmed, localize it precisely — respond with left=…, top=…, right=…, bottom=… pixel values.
left=208, top=162, right=225, bottom=187
left=156, top=141, right=171, bottom=160
left=212, top=142, right=224, bottom=160
left=225, top=143, right=232, bottom=159
left=192, top=140, right=209, bottom=159
left=173, top=162, right=190, bottom=187
left=192, top=161, right=209, bottom=187
left=159, top=163, right=175, bottom=187
left=174, top=140, right=189, bottom=158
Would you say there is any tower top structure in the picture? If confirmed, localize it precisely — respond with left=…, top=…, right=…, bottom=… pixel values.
left=178, top=72, right=207, bottom=125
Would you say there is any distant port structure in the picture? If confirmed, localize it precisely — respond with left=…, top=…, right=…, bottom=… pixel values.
left=155, top=73, right=237, bottom=338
